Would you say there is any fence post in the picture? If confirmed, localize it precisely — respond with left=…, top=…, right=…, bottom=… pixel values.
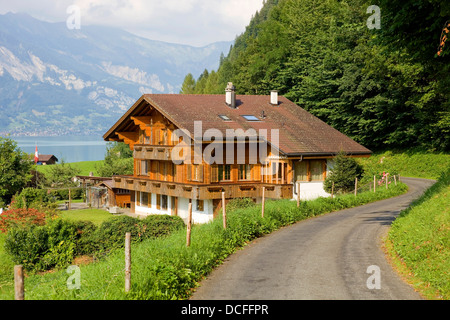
left=186, top=202, right=192, bottom=247
left=386, top=173, right=389, bottom=189
left=297, top=182, right=300, bottom=207
left=261, top=186, right=265, bottom=218
left=222, top=191, right=227, bottom=229
left=125, top=232, right=131, bottom=293
left=354, top=177, right=358, bottom=197
left=68, top=188, right=71, bottom=210
left=14, top=265, right=24, bottom=300
left=394, top=174, right=397, bottom=186
left=373, top=175, right=376, bottom=193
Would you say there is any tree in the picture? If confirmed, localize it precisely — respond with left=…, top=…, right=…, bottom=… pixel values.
left=44, top=160, right=80, bottom=188
left=96, top=142, right=133, bottom=177
left=0, top=136, right=33, bottom=204
left=324, top=153, right=364, bottom=194
left=180, top=73, right=196, bottom=94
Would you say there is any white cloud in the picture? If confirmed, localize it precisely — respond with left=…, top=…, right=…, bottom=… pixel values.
left=0, top=0, right=264, bottom=46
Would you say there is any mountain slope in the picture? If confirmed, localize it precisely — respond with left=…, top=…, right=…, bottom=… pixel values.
left=0, top=12, right=232, bottom=136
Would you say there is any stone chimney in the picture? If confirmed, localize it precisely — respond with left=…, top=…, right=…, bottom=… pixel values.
left=270, top=90, right=278, bottom=106
left=225, top=82, right=236, bottom=108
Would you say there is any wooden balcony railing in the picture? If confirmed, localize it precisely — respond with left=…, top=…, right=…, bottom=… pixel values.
left=112, top=175, right=292, bottom=200
left=133, top=145, right=174, bottom=161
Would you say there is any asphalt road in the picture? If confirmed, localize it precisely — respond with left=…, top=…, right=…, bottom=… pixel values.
left=190, top=178, right=435, bottom=300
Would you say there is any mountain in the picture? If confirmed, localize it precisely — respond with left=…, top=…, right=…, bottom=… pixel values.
left=0, top=12, right=233, bottom=136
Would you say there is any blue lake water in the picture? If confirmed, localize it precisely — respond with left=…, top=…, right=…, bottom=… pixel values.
left=14, top=135, right=108, bottom=163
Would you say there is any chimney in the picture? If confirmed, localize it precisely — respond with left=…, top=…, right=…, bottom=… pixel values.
left=225, top=82, right=236, bottom=108
left=270, top=90, right=278, bottom=106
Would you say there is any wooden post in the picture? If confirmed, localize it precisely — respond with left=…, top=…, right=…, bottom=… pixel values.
left=68, top=188, right=71, bottom=210
left=261, top=186, right=265, bottom=218
left=125, top=232, right=131, bottom=293
left=373, top=175, right=376, bottom=192
left=222, top=192, right=227, bottom=229
left=186, top=202, right=192, bottom=247
left=297, top=182, right=300, bottom=207
left=354, top=177, right=358, bottom=196
left=14, top=265, right=24, bottom=300
left=394, top=174, right=397, bottom=186
left=331, top=181, right=334, bottom=199
left=386, top=173, right=389, bottom=189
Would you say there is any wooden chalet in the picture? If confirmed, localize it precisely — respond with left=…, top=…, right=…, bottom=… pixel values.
left=103, top=83, right=371, bottom=223
left=37, top=154, right=58, bottom=165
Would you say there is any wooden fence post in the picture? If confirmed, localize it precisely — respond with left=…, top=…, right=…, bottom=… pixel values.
left=386, top=173, right=389, bottom=189
left=394, top=174, right=397, bottom=186
left=373, top=175, right=376, bottom=192
left=14, top=265, right=24, bottom=300
left=297, top=182, right=300, bottom=207
left=125, top=232, right=131, bottom=293
left=261, top=186, right=265, bottom=218
left=186, top=202, right=192, bottom=247
left=354, top=177, right=358, bottom=197
left=68, top=188, right=71, bottom=210
left=222, top=192, right=227, bottom=229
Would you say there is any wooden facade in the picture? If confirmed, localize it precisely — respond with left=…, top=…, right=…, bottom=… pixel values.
left=103, top=88, right=371, bottom=222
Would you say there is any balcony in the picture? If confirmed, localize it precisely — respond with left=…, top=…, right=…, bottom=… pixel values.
left=112, top=175, right=292, bottom=200
left=133, top=144, right=174, bottom=161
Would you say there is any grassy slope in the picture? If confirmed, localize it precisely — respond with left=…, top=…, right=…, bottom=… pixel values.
left=385, top=170, right=449, bottom=300
left=36, top=160, right=105, bottom=177
left=356, top=150, right=450, bottom=180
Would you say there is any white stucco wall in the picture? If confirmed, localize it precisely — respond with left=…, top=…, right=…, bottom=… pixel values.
left=135, top=194, right=214, bottom=225
left=292, top=159, right=333, bottom=200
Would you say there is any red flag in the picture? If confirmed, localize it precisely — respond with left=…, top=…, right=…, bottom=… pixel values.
left=34, top=145, right=39, bottom=164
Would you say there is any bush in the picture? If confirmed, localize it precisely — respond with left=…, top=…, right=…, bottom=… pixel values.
left=0, top=208, right=47, bottom=233
left=324, top=152, right=364, bottom=194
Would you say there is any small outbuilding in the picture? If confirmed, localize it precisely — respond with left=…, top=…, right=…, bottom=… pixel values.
left=37, top=154, right=58, bottom=165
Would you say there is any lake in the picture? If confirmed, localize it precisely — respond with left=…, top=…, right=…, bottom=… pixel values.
left=14, top=135, right=108, bottom=163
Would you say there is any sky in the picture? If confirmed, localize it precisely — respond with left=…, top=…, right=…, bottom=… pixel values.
left=0, top=0, right=264, bottom=47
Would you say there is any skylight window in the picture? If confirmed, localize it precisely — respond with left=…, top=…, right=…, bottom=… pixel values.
left=241, top=115, right=260, bottom=121
left=218, top=115, right=231, bottom=121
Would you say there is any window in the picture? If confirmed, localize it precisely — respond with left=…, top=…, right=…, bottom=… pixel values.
left=196, top=199, right=204, bottom=212
left=141, top=160, right=148, bottom=176
left=295, top=161, right=308, bottom=181
left=241, top=115, right=260, bottom=121
left=239, top=164, right=252, bottom=180
left=141, top=192, right=149, bottom=207
left=218, top=115, right=231, bottom=121
left=218, top=165, right=231, bottom=181
left=161, top=195, right=168, bottom=210
left=311, top=160, right=324, bottom=181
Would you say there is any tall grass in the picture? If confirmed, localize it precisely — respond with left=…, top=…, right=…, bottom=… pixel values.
left=386, top=169, right=449, bottom=299
left=357, top=150, right=450, bottom=180
left=0, top=183, right=408, bottom=300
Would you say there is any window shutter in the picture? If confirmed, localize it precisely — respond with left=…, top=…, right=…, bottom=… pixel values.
left=187, top=164, right=192, bottom=181
left=211, top=165, right=218, bottom=183
left=199, top=164, right=203, bottom=182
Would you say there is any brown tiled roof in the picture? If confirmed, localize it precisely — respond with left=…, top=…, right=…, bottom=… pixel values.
left=38, top=154, right=58, bottom=162
left=104, top=94, right=371, bottom=156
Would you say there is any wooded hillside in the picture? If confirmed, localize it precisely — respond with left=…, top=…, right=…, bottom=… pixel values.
left=181, top=0, right=449, bottom=152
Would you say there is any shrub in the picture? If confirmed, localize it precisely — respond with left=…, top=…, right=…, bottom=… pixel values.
left=226, top=198, right=256, bottom=212
left=4, top=218, right=79, bottom=272
left=0, top=208, right=47, bottom=233
left=324, top=152, right=364, bottom=194
left=139, top=215, right=185, bottom=239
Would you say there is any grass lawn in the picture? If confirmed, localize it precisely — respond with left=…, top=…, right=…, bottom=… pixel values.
left=385, top=170, right=450, bottom=300
left=36, top=160, right=105, bottom=177
left=59, top=208, right=114, bottom=226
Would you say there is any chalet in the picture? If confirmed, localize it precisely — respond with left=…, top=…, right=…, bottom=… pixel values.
left=37, top=154, right=58, bottom=165
left=103, top=83, right=371, bottom=223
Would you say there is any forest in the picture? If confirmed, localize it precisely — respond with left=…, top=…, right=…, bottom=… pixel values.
left=180, top=0, right=449, bottom=152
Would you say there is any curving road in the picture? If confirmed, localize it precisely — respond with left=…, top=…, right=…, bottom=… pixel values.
left=190, top=178, right=435, bottom=300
